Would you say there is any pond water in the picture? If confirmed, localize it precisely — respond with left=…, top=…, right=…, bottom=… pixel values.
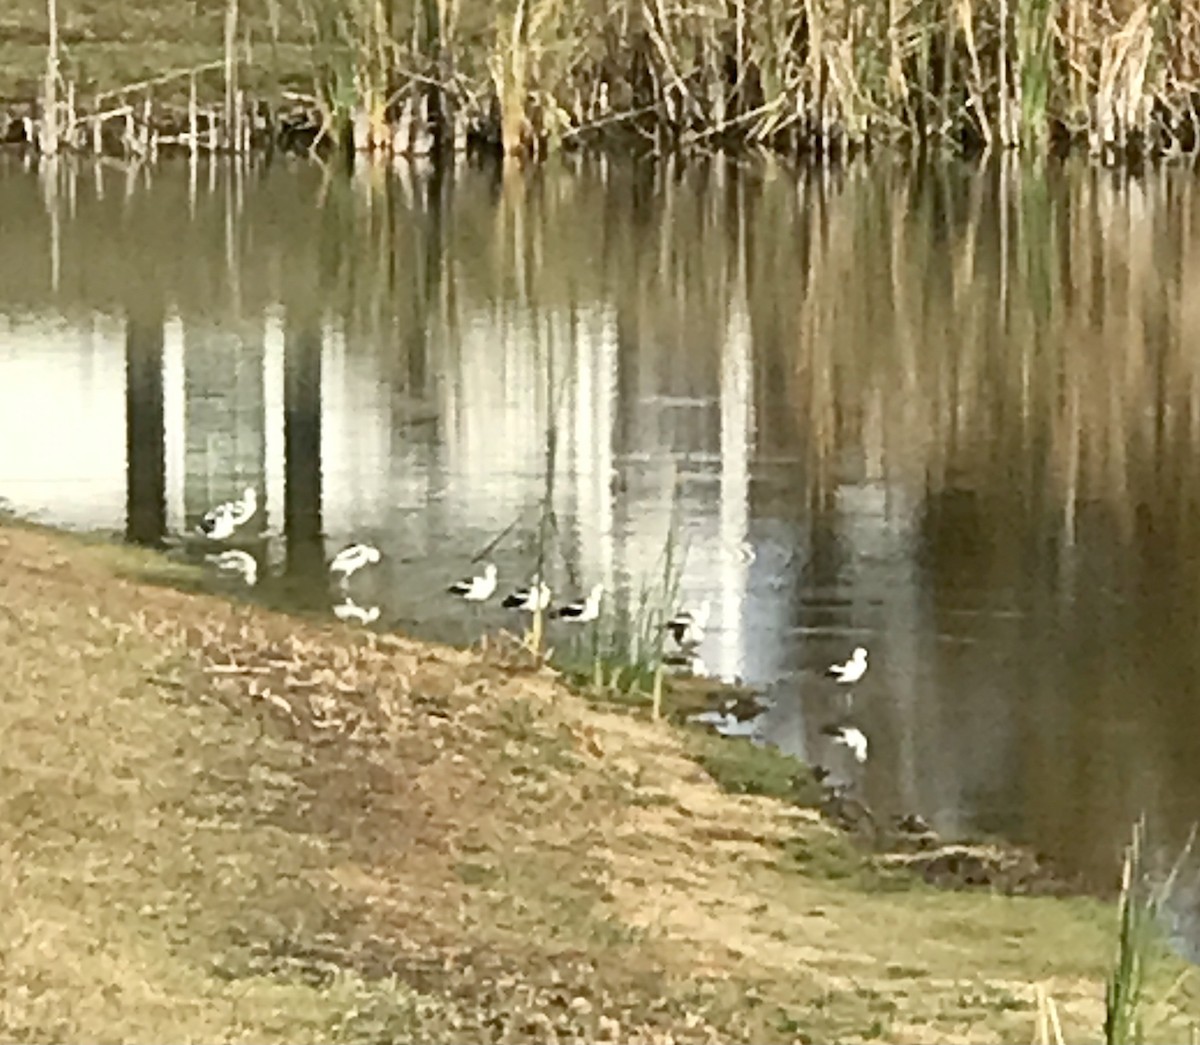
left=3, top=151, right=1200, bottom=895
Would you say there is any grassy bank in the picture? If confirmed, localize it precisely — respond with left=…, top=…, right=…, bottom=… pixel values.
left=1, top=519, right=1197, bottom=1042
left=2, top=0, right=1197, bottom=158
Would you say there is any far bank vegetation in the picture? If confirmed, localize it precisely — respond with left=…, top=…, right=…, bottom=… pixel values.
left=6, top=0, right=1199, bottom=160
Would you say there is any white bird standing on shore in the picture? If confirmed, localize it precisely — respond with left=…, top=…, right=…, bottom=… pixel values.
left=197, top=486, right=258, bottom=541
left=827, top=646, right=869, bottom=684
left=333, top=596, right=380, bottom=625
left=205, top=549, right=258, bottom=586
left=329, top=543, right=382, bottom=585
left=502, top=580, right=552, bottom=612
left=665, top=599, right=711, bottom=648
left=822, top=723, right=869, bottom=763
left=448, top=562, right=497, bottom=602
left=552, top=583, right=604, bottom=622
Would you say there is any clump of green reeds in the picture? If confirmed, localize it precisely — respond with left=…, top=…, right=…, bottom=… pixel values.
left=1106, top=818, right=1155, bottom=1045
left=598, top=519, right=685, bottom=716
left=576, top=489, right=687, bottom=717
left=1015, top=0, right=1056, bottom=150
left=1034, top=819, right=1197, bottom=1045
left=1103, top=817, right=1196, bottom=1045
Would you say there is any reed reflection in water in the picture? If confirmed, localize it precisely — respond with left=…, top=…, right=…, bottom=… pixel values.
left=2, top=154, right=1200, bottom=889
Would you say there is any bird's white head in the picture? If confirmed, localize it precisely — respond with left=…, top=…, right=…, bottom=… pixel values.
left=366, top=545, right=382, bottom=564
left=242, top=486, right=257, bottom=506
left=853, top=646, right=868, bottom=661
left=589, top=583, right=604, bottom=603
left=483, top=563, right=497, bottom=580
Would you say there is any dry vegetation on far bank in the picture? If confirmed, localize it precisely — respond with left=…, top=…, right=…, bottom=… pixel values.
left=1, top=521, right=1196, bottom=1043
left=4, top=0, right=1200, bottom=158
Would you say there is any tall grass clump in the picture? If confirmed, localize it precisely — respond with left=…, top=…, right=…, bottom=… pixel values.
left=530, top=456, right=688, bottom=713
left=1016, top=0, right=1056, bottom=150
left=1103, top=817, right=1196, bottom=1045
left=580, top=487, right=688, bottom=716
left=1106, top=818, right=1155, bottom=1045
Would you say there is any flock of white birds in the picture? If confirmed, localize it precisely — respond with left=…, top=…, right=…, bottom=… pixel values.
left=193, top=488, right=621, bottom=632
left=195, top=485, right=871, bottom=767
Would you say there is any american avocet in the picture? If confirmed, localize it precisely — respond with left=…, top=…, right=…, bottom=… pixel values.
left=827, top=646, right=869, bottom=684
left=330, top=543, right=382, bottom=584
left=197, top=486, right=257, bottom=541
left=502, top=580, right=552, bottom=612
left=448, top=562, right=497, bottom=602
left=205, top=549, right=258, bottom=586
left=821, top=723, right=869, bottom=763
left=665, top=599, right=711, bottom=647
left=333, top=596, right=380, bottom=625
left=552, top=583, right=603, bottom=622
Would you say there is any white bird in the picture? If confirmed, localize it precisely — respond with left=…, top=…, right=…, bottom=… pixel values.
left=502, top=580, right=552, bottom=612
left=447, top=562, right=497, bottom=602
left=827, top=646, right=869, bottom=684
left=665, top=599, right=711, bottom=647
left=204, top=549, right=258, bottom=586
left=552, top=583, right=604, bottom=622
left=330, top=543, right=382, bottom=583
left=822, top=724, right=869, bottom=763
left=333, top=596, right=380, bottom=625
left=197, top=486, right=258, bottom=541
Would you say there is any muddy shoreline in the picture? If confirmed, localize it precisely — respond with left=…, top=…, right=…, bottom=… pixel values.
left=668, top=678, right=1097, bottom=902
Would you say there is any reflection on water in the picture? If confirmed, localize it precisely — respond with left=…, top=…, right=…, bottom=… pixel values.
left=3, top=153, right=1200, bottom=892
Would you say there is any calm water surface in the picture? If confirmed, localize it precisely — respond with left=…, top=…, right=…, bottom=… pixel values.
left=3, top=153, right=1200, bottom=896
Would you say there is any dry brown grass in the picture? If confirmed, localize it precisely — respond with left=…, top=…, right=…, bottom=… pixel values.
left=5, top=0, right=1200, bottom=155
left=1, top=520, right=1197, bottom=1042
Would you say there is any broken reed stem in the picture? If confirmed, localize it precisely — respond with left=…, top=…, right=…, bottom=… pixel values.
left=41, top=0, right=59, bottom=155
left=224, top=0, right=239, bottom=151
left=651, top=662, right=664, bottom=720
left=65, top=79, right=75, bottom=149
left=189, top=74, right=198, bottom=154
left=1033, top=984, right=1065, bottom=1045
